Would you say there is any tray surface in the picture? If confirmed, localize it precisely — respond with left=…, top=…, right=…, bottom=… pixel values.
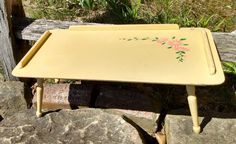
left=12, top=25, right=225, bottom=85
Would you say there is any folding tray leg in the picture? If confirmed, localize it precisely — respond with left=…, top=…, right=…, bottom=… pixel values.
left=36, top=78, right=44, bottom=117
left=186, top=85, right=201, bottom=134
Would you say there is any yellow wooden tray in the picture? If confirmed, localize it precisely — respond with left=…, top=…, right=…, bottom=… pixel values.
left=12, top=24, right=225, bottom=133
left=12, top=24, right=224, bottom=85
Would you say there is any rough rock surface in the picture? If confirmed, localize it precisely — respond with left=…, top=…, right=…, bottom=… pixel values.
left=0, top=81, right=26, bottom=118
left=104, top=109, right=158, bottom=136
left=0, top=109, right=145, bottom=144
left=0, top=73, right=3, bottom=81
left=232, top=30, right=236, bottom=35
left=165, top=115, right=236, bottom=144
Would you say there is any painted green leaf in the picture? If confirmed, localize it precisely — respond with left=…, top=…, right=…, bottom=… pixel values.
left=172, top=36, right=176, bottom=39
left=180, top=38, right=187, bottom=41
left=162, top=42, right=165, bottom=45
left=142, top=37, right=149, bottom=40
left=127, top=39, right=132, bottom=41
left=168, top=46, right=172, bottom=49
left=155, top=37, right=159, bottom=39
left=183, top=44, right=188, bottom=46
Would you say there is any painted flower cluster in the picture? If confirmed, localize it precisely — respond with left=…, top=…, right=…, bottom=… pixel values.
left=157, top=36, right=189, bottom=62
left=120, top=36, right=190, bottom=62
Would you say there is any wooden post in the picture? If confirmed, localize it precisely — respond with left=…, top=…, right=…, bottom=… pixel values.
left=0, top=0, right=25, bottom=81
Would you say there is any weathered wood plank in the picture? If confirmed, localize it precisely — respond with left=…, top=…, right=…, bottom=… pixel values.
left=0, top=0, right=18, bottom=80
left=14, top=19, right=236, bottom=62
left=13, top=18, right=97, bottom=41
left=213, top=33, right=236, bottom=63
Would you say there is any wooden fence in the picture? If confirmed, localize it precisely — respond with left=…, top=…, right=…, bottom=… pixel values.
left=1, top=0, right=236, bottom=80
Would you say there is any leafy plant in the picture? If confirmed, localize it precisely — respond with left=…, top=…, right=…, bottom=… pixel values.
left=177, top=5, right=195, bottom=27
left=127, top=0, right=141, bottom=20
left=105, top=0, right=141, bottom=23
left=78, top=0, right=95, bottom=11
left=212, top=19, right=225, bottom=32
left=222, top=62, right=236, bottom=75
left=197, top=15, right=215, bottom=27
left=152, top=0, right=176, bottom=24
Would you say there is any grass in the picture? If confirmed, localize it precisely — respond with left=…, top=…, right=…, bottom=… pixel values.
left=23, top=0, right=236, bottom=32
left=223, top=61, right=236, bottom=75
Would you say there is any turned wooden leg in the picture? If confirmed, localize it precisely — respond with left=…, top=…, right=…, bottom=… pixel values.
left=186, top=85, right=201, bottom=134
left=54, top=79, right=60, bottom=83
left=36, top=78, right=44, bottom=117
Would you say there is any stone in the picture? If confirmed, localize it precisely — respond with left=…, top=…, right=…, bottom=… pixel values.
left=0, top=81, right=26, bottom=119
left=0, top=73, right=3, bottom=82
left=165, top=114, right=236, bottom=144
left=108, top=109, right=158, bottom=121
left=104, top=109, right=159, bottom=137
left=32, top=83, right=93, bottom=109
left=232, top=30, right=236, bottom=35
left=0, top=108, right=145, bottom=144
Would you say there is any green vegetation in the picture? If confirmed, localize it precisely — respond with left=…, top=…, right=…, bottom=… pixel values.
left=223, top=61, right=236, bottom=75
left=105, top=0, right=141, bottom=23
left=24, top=0, right=236, bottom=32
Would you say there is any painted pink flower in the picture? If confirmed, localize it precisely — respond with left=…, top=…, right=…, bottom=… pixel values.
left=168, top=39, right=182, bottom=48
left=174, top=46, right=190, bottom=51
